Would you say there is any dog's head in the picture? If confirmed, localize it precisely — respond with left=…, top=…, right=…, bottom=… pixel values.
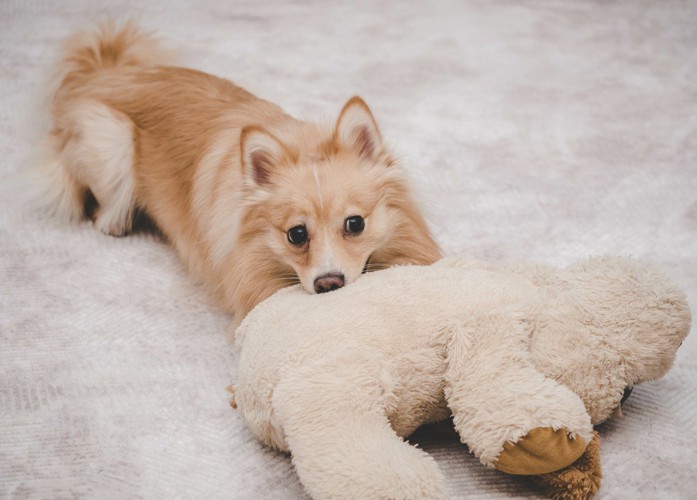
left=238, top=96, right=437, bottom=295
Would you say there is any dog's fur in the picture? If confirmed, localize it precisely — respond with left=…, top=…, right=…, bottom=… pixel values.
left=39, top=21, right=441, bottom=326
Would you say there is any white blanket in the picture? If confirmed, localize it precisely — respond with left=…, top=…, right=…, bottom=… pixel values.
left=1, top=1, right=695, bottom=498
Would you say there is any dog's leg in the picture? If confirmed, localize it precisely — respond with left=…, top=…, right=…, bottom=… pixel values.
left=271, top=349, right=445, bottom=500
left=60, top=100, right=137, bottom=236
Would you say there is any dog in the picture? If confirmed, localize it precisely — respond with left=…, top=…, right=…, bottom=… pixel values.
left=38, top=21, right=441, bottom=327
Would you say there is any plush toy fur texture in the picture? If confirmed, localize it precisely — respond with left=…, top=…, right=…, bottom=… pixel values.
left=231, top=256, right=691, bottom=499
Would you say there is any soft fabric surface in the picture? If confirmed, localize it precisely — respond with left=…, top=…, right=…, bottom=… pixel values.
left=1, top=1, right=695, bottom=498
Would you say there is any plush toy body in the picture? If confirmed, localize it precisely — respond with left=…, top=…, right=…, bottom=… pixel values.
left=232, top=256, right=690, bottom=499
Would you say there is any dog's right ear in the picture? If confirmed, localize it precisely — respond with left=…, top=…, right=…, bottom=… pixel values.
left=333, top=96, right=383, bottom=161
left=240, top=126, right=287, bottom=186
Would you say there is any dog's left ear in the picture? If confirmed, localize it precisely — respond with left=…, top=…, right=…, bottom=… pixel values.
left=240, top=126, right=289, bottom=186
left=333, top=96, right=383, bottom=160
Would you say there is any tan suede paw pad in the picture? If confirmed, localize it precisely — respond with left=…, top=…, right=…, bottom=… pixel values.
left=494, top=427, right=588, bottom=475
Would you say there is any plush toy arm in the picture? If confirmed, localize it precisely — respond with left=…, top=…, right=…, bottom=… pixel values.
left=271, top=349, right=445, bottom=500
left=438, top=314, right=594, bottom=475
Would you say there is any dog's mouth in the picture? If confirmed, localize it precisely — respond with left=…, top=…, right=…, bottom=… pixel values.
left=362, top=254, right=373, bottom=274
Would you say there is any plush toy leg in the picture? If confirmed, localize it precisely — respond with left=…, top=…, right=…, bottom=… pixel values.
left=440, top=316, right=594, bottom=475
left=272, top=350, right=446, bottom=500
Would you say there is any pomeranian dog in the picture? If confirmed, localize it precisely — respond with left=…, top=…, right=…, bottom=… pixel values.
left=39, top=22, right=441, bottom=327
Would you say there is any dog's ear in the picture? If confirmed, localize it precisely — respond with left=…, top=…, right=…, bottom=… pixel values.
left=333, top=96, right=383, bottom=160
left=240, top=126, right=288, bottom=185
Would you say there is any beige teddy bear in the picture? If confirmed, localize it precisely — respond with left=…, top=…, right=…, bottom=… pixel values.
left=230, top=256, right=691, bottom=499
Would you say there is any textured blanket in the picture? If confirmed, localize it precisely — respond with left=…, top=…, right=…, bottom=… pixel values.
left=1, top=1, right=696, bottom=498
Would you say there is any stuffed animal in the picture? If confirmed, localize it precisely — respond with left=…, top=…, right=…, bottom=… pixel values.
left=229, top=256, right=691, bottom=499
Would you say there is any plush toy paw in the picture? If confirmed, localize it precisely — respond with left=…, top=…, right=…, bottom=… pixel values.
left=531, top=432, right=602, bottom=500
left=494, top=427, right=588, bottom=475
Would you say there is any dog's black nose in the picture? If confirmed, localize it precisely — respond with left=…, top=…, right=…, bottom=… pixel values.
left=314, top=273, right=345, bottom=294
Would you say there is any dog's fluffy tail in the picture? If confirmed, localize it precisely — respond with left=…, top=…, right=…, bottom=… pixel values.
left=60, top=20, right=170, bottom=75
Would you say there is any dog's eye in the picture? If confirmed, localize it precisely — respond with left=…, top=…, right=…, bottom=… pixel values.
left=344, top=216, right=365, bottom=235
left=287, top=225, right=309, bottom=246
